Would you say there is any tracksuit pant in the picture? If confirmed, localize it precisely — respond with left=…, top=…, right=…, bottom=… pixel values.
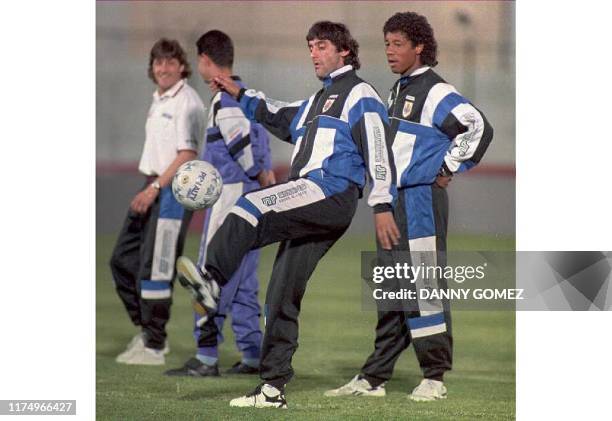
left=110, top=181, right=192, bottom=350
left=204, top=177, right=359, bottom=388
left=361, top=184, right=453, bottom=385
left=194, top=182, right=262, bottom=361
left=195, top=250, right=262, bottom=361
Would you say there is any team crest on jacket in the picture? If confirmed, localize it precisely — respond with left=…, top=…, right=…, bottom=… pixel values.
left=402, top=95, right=415, bottom=118
left=322, top=94, right=338, bottom=113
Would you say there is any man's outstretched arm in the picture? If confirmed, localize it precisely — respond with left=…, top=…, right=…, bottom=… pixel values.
left=214, top=74, right=306, bottom=144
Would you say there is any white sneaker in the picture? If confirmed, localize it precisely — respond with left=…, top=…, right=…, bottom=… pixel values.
left=409, top=379, right=447, bottom=401
left=124, top=347, right=165, bottom=366
left=324, top=375, right=386, bottom=397
left=176, top=256, right=220, bottom=325
left=115, top=333, right=170, bottom=363
left=229, top=384, right=288, bottom=409
left=115, top=333, right=145, bottom=363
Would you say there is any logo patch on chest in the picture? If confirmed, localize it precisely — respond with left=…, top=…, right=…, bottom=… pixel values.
left=402, top=95, right=415, bottom=118
left=322, top=94, right=338, bottom=113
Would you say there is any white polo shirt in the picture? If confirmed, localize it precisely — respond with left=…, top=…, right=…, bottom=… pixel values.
left=138, top=79, right=206, bottom=176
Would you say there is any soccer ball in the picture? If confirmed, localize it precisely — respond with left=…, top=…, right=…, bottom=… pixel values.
left=172, top=160, right=223, bottom=210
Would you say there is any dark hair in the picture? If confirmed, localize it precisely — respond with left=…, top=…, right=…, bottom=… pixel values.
left=383, top=12, right=438, bottom=67
left=196, top=30, right=234, bottom=68
left=148, top=38, right=192, bottom=81
left=306, top=21, right=360, bottom=70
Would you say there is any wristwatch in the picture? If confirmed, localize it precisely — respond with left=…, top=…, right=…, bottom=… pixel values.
left=438, top=166, right=453, bottom=178
left=150, top=180, right=161, bottom=191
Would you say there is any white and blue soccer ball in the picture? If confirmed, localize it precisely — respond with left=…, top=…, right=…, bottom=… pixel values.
left=172, top=160, right=223, bottom=210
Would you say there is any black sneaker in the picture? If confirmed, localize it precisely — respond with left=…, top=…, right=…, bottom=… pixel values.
left=229, top=383, right=288, bottom=408
left=164, top=358, right=219, bottom=377
left=226, top=361, right=259, bottom=375
left=175, top=256, right=220, bottom=324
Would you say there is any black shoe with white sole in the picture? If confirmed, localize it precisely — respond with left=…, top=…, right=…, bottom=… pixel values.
left=164, top=358, right=219, bottom=377
left=226, top=361, right=259, bottom=375
left=175, top=256, right=220, bottom=324
left=229, top=384, right=288, bottom=408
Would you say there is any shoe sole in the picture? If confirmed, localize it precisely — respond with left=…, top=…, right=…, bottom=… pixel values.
left=115, top=330, right=170, bottom=363
left=124, top=354, right=165, bottom=366
left=229, top=402, right=288, bottom=409
left=324, top=390, right=386, bottom=397
left=116, top=345, right=169, bottom=363
left=410, top=394, right=447, bottom=402
left=124, top=360, right=165, bottom=366
left=176, top=257, right=213, bottom=317
left=115, top=354, right=132, bottom=364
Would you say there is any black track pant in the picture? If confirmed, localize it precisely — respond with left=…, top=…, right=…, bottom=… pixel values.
left=110, top=182, right=192, bottom=349
left=361, top=184, right=453, bottom=385
left=205, top=178, right=359, bottom=387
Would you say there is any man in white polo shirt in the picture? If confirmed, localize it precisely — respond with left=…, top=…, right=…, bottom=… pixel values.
left=110, top=38, right=206, bottom=365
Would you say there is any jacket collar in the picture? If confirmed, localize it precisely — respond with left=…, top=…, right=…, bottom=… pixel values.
left=399, top=66, right=430, bottom=86
left=154, top=78, right=185, bottom=100
left=322, top=65, right=353, bottom=88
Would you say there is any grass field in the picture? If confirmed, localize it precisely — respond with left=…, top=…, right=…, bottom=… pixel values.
left=97, top=233, right=515, bottom=420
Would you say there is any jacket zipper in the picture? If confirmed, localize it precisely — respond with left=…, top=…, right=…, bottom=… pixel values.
left=290, top=87, right=328, bottom=178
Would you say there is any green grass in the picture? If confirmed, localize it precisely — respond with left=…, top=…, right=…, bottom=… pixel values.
left=97, top=233, right=515, bottom=420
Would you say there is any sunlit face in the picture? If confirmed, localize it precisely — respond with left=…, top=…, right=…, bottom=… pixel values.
left=384, top=31, right=423, bottom=75
left=152, top=57, right=184, bottom=93
left=308, top=38, right=349, bottom=79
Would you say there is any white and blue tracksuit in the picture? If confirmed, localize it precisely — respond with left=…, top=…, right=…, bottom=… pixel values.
left=204, top=65, right=397, bottom=388
left=194, top=76, right=271, bottom=364
left=110, top=81, right=203, bottom=351
left=361, top=66, right=493, bottom=384
left=111, top=186, right=192, bottom=350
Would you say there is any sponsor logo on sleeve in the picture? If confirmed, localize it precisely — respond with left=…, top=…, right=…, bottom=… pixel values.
left=458, top=112, right=476, bottom=157
left=373, top=126, right=385, bottom=165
